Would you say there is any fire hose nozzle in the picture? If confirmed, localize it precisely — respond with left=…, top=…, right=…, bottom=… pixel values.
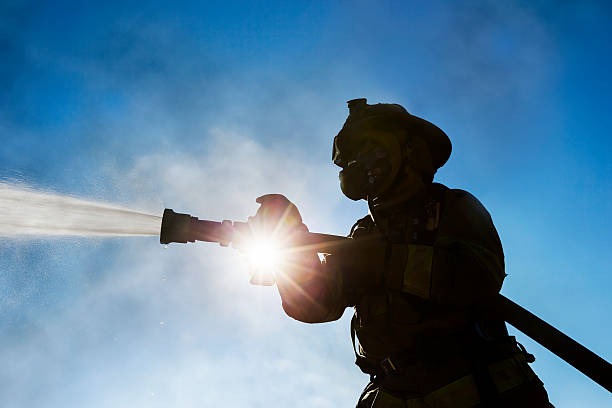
left=161, top=207, right=355, bottom=250
left=160, top=208, right=236, bottom=246
left=160, top=208, right=198, bottom=244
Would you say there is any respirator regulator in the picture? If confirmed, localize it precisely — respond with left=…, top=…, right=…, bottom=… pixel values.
left=334, top=131, right=402, bottom=201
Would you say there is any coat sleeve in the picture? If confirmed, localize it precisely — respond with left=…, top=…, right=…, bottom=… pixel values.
left=275, top=216, right=386, bottom=323
left=275, top=249, right=348, bottom=323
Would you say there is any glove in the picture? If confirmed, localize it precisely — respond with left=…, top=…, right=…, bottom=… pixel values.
left=245, top=194, right=308, bottom=286
left=250, top=194, right=307, bottom=239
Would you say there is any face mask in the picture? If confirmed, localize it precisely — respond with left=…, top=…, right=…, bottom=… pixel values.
left=339, top=162, right=368, bottom=200
left=338, top=146, right=393, bottom=201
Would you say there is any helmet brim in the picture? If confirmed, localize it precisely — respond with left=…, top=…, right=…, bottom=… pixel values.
left=333, top=111, right=451, bottom=171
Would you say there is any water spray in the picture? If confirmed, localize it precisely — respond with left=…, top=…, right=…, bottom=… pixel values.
left=0, top=183, right=160, bottom=237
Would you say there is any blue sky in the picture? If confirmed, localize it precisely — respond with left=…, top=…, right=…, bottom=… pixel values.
left=1, top=1, right=611, bottom=407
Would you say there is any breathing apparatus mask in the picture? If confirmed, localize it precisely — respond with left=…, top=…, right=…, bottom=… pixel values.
left=334, top=131, right=402, bottom=201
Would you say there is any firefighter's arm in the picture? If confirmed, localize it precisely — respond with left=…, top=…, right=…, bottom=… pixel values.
left=251, top=195, right=387, bottom=322
left=276, top=228, right=387, bottom=322
left=248, top=194, right=352, bottom=323
left=275, top=250, right=347, bottom=323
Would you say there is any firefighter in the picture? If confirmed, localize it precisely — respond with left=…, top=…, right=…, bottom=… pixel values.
left=251, top=98, right=553, bottom=407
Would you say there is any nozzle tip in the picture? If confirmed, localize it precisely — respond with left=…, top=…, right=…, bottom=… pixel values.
left=160, top=208, right=195, bottom=245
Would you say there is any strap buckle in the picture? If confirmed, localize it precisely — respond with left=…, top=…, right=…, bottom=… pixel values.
left=516, top=341, right=536, bottom=363
left=380, top=356, right=398, bottom=376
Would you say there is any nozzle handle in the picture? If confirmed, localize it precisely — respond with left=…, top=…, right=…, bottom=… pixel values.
left=160, top=208, right=374, bottom=250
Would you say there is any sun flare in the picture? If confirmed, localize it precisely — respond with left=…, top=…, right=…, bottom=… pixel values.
left=244, top=237, right=285, bottom=273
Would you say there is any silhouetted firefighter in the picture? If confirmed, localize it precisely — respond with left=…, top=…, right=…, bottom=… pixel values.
left=259, top=98, right=553, bottom=407
left=161, top=99, right=611, bottom=407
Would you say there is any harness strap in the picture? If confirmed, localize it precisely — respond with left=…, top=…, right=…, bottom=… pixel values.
left=351, top=313, right=378, bottom=381
left=352, top=325, right=533, bottom=379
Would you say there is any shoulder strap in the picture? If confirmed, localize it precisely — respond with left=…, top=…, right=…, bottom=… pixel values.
left=416, top=182, right=449, bottom=245
left=349, top=214, right=376, bottom=238
left=428, top=182, right=449, bottom=228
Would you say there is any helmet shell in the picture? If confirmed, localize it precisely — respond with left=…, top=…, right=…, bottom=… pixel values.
left=332, top=98, right=452, bottom=175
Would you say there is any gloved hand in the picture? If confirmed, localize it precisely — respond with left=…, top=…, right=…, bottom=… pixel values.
left=250, top=194, right=308, bottom=239
left=245, top=194, right=308, bottom=286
